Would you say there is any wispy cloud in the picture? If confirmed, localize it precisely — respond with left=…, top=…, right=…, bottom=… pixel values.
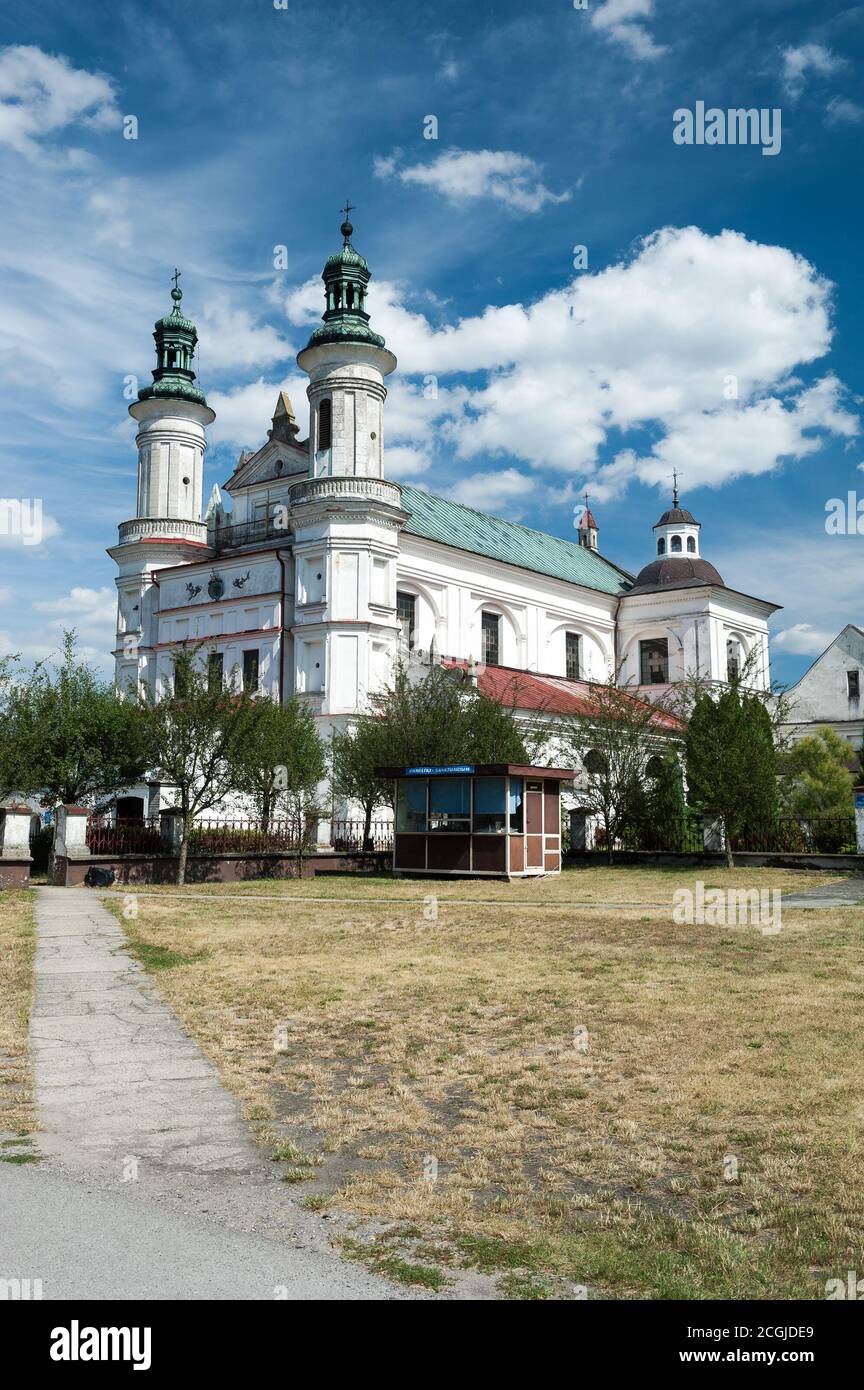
left=825, top=95, right=864, bottom=126
left=780, top=42, right=844, bottom=99
left=374, top=148, right=571, bottom=214
left=0, top=45, right=120, bottom=161
left=590, top=0, right=667, bottom=62
left=772, top=622, right=837, bottom=655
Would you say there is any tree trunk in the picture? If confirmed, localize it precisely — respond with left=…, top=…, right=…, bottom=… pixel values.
left=363, top=800, right=374, bottom=852
left=177, top=822, right=190, bottom=886
left=725, top=835, right=735, bottom=870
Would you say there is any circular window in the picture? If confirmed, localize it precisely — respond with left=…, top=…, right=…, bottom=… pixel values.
left=182, top=475, right=190, bottom=485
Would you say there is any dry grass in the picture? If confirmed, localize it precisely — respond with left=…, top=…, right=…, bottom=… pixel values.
left=113, top=866, right=864, bottom=1298
left=0, top=889, right=37, bottom=1141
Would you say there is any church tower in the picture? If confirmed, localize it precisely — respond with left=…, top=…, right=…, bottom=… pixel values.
left=109, top=275, right=215, bottom=698
left=290, top=210, right=406, bottom=720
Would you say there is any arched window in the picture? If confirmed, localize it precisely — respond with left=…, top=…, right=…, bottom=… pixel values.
left=657, top=538, right=666, bottom=555
left=687, top=535, right=696, bottom=553
left=346, top=283, right=355, bottom=309
left=645, top=754, right=666, bottom=779
left=584, top=749, right=608, bottom=777
left=318, top=399, right=332, bottom=450
left=671, top=535, right=682, bottom=553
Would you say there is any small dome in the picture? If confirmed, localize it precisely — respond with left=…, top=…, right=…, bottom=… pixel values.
left=655, top=506, right=698, bottom=527
left=629, top=555, right=724, bottom=594
left=324, top=243, right=369, bottom=272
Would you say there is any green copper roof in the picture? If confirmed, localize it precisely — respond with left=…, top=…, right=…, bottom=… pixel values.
left=138, top=276, right=208, bottom=407
left=304, top=211, right=387, bottom=352
left=400, top=485, right=633, bottom=596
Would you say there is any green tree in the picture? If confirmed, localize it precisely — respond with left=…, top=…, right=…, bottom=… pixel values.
left=233, top=696, right=326, bottom=834
left=556, top=674, right=682, bottom=864
left=331, top=663, right=540, bottom=843
left=780, top=727, right=855, bottom=820
left=136, top=645, right=260, bottom=885
left=330, top=718, right=393, bottom=849
left=685, top=682, right=778, bottom=867
left=0, top=632, right=148, bottom=808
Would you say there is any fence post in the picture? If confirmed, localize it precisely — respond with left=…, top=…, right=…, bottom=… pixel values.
left=0, top=805, right=33, bottom=860
left=159, top=809, right=184, bottom=855
left=54, top=805, right=91, bottom=859
left=854, top=787, right=864, bottom=855
left=702, top=815, right=725, bottom=853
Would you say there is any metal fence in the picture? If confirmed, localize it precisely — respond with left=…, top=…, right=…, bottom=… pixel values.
left=330, top=819, right=394, bottom=852
left=731, top=816, right=858, bottom=855
left=620, top=817, right=706, bottom=854
left=86, top=816, right=167, bottom=855
left=587, top=813, right=859, bottom=856
left=185, top=819, right=305, bottom=855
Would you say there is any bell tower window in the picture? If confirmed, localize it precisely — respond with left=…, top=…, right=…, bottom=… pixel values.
left=657, top=538, right=665, bottom=555
left=318, top=399, right=332, bottom=450
left=687, top=535, right=696, bottom=553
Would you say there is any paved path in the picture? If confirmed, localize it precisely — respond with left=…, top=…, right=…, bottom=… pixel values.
left=31, top=887, right=262, bottom=1175
left=780, top=879, right=864, bottom=910
left=0, top=1164, right=406, bottom=1301
left=14, top=887, right=419, bottom=1300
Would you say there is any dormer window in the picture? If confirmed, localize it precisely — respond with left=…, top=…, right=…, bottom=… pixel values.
left=687, top=536, right=696, bottom=553
left=671, top=535, right=682, bottom=553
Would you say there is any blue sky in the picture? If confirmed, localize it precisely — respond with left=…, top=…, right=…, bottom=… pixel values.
left=0, top=0, right=862, bottom=686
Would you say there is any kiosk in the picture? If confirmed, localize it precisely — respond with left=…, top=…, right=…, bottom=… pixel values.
left=376, top=763, right=576, bottom=879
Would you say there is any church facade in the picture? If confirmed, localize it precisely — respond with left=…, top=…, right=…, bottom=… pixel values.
left=109, top=217, right=779, bottom=823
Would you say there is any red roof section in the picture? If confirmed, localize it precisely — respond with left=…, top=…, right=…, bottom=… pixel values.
left=580, top=509, right=599, bottom=530
left=442, top=659, right=682, bottom=730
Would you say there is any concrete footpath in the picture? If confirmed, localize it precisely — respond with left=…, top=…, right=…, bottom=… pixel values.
left=3, top=887, right=420, bottom=1300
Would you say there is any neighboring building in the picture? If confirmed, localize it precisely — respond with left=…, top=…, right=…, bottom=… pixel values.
left=108, top=215, right=780, bottom=827
left=780, top=625, right=864, bottom=751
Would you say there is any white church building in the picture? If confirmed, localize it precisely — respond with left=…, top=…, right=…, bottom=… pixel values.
left=109, top=215, right=779, bottom=824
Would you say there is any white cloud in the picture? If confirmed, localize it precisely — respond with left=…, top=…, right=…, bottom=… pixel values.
left=825, top=95, right=864, bottom=126
left=590, top=0, right=667, bottom=62
left=31, top=586, right=116, bottom=661
left=207, top=376, right=310, bottom=450
left=197, top=293, right=292, bottom=371
left=384, top=446, right=432, bottom=478
left=0, top=45, right=120, bottom=161
left=449, top=467, right=535, bottom=517
left=772, top=622, right=837, bottom=655
left=277, top=226, right=856, bottom=505
left=780, top=43, right=843, bottom=98
left=374, top=148, right=570, bottom=213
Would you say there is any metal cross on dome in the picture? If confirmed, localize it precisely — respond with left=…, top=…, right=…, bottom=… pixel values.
left=341, top=200, right=355, bottom=221
left=172, top=268, right=181, bottom=292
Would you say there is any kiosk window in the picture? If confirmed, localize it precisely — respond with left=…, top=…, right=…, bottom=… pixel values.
left=396, top=780, right=427, bottom=833
left=473, top=777, right=506, bottom=833
left=429, top=776, right=471, bottom=832
left=508, top=777, right=524, bottom=833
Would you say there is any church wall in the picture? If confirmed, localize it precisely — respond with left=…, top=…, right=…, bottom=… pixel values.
left=618, top=588, right=772, bottom=691
left=780, top=627, right=864, bottom=746
left=395, top=535, right=617, bottom=679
